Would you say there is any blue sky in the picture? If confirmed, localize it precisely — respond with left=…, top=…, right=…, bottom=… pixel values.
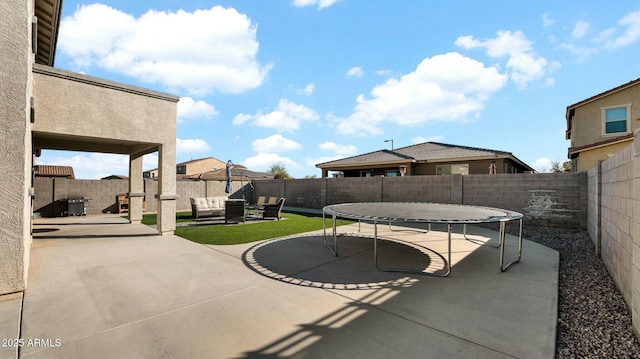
left=39, top=0, right=640, bottom=178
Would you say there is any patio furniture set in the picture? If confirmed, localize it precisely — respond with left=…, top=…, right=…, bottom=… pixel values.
left=189, top=196, right=286, bottom=224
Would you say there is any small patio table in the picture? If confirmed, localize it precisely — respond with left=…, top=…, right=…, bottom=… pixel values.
left=322, top=202, right=523, bottom=277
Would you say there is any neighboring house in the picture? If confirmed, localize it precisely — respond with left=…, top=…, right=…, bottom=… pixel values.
left=566, top=78, right=640, bottom=172
left=316, top=142, right=535, bottom=177
left=34, top=165, right=75, bottom=179
left=101, top=175, right=128, bottom=180
left=144, top=157, right=228, bottom=179
left=1, top=0, right=178, bottom=297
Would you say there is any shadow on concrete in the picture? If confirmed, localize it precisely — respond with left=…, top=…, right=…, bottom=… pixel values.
left=242, top=233, right=448, bottom=290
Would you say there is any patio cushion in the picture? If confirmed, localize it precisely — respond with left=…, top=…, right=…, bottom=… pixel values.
left=206, top=197, right=217, bottom=209
left=193, top=197, right=208, bottom=210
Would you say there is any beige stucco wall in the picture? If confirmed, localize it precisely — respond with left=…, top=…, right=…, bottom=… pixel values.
left=570, top=86, right=640, bottom=149
left=32, top=65, right=179, bottom=234
left=0, top=0, right=33, bottom=296
left=183, top=158, right=227, bottom=175
left=32, top=65, right=178, bottom=153
left=577, top=140, right=634, bottom=172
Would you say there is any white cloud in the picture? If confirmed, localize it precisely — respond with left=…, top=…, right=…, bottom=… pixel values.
left=572, top=21, right=591, bottom=39
left=232, top=99, right=319, bottom=132
left=292, top=0, right=341, bottom=9
left=557, top=43, right=597, bottom=62
left=346, top=66, right=364, bottom=78
left=319, top=142, right=357, bottom=155
left=455, top=30, right=555, bottom=89
left=375, top=69, right=394, bottom=76
left=177, top=97, right=218, bottom=122
left=334, top=52, right=507, bottom=135
left=37, top=152, right=130, bottom=179
left=177, top=138, right=210, bottom=153
left=603, top=10, right=640, bottom=49
left=542, top=13, right=554, bottom=28
left=411, top=135, right=444, bottom=144
left=303, top=82, right=315, bottom=95
left=533, top=157, right=553, bottom=172
left=142, top=153, right=158, bottom=171
left=243, top=153, right=298, bottom=173
left=58, top=4, right=272, bottom=95
left=252, top=134, right=302, bottom=153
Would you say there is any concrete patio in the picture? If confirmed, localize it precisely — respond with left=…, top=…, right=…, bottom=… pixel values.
left=1, top=214, right=558, bottom=358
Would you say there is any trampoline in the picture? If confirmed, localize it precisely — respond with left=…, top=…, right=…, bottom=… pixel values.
left=322, top=202, right=523, bottom=277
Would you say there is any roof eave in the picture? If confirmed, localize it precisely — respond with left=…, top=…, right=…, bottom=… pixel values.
left=316, top=159, right=416, bottom=170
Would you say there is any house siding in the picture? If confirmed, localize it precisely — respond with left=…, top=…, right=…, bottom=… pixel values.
left=569, top=84, right=640, bottom=172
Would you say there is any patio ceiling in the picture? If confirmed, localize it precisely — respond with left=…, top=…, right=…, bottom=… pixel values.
left=33, top=131, right=159, bottom=156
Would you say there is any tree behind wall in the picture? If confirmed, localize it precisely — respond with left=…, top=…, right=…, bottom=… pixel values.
left=270, top=162, right=291, bottom=179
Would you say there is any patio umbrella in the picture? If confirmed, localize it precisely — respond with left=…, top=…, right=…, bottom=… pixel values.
left=225, top=160, right=232, bottom=193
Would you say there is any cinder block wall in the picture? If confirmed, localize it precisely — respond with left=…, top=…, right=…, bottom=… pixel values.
left=587, top=165, right=601, bottom=255
left=590, top=145, right=635, bottom=315
left=253, top=172, right=588, bottom=228
left=586, top=129, right=640, bottom=339
left=279, top=179, right=322, bottom=208
left=326, top=177, right=384, bottom=204
left=464, top=173, right=587, bottom=228
left=33, top=179, right=246, bottom=216
left=382, top=175, right=453, bottom=203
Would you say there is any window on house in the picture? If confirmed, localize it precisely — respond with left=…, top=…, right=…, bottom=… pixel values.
left=436, top=164, right=469, bottom=175
left=177, top=166, right=186, bottom=174
left=385, top=170, right=399, bottom=177
left=360, top=171, right=371, bottom=177
left=603, top=105, right=630, bottom=135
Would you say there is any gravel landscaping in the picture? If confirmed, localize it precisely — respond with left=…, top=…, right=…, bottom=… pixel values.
left=505, top=225, right=640, bottom=358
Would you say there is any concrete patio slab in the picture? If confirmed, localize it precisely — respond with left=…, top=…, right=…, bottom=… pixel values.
left=10, top=215, right=558, bottom=358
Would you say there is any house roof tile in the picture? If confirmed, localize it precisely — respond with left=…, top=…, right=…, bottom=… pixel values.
left=35, top=165, right=75, bottom=178
left=317, top=142, right=529, bottom=169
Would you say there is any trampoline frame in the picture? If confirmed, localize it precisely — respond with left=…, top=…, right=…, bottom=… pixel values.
left=322, top=202, right=523, bottom=277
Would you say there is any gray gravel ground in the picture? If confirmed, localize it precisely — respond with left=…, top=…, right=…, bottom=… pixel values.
left=502, top=225, right=640, bottom=358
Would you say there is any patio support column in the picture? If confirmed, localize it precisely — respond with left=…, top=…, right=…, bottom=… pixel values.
left=156, top=143, right=177, bottom=235
left=128, top=152, right=145, bottom=224
left=0, top=0, right=32, bottom=296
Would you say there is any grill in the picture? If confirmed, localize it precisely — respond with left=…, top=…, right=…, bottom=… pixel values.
left=66, top=197, right=88, bottom=216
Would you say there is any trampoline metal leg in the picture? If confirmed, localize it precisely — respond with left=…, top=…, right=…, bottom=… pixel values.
left=499, top=219, right=523, bottom=272
left=463, top=224, right=500, bottom=248
left=323, top=212, right=338, bottom=257
left=374, top=221, right=451, bottom=277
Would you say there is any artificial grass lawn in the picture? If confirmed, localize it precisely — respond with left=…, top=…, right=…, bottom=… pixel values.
left=141, top=211, right=353, bottom=245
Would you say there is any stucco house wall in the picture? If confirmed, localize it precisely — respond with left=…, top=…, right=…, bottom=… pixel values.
left=570, top=88, right=640, bottom=149
left=0, top=0, right=34, bottom=295
left=576, top=141, right=632, bottom=173
left=568, top=80, right=640, bottom=172
left=413, top=158, right=525, bottom=175
left=32, top=65, right=177, bottom=150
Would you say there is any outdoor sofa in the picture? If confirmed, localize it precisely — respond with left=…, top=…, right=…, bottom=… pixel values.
left=190, top=196, right=228, bottom=219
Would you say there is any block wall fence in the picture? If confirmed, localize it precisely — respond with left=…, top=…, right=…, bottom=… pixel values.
left=253, top=172, right=588, bottom=228
left=33, top=179, right=252, bottom=217
left=587, top=128, right=640, bottom=338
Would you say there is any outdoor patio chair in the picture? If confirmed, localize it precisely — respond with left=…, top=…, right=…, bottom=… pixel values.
left=256, top=196, right=267, bottom=207
left=263, top=198, right=286, bottom=220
